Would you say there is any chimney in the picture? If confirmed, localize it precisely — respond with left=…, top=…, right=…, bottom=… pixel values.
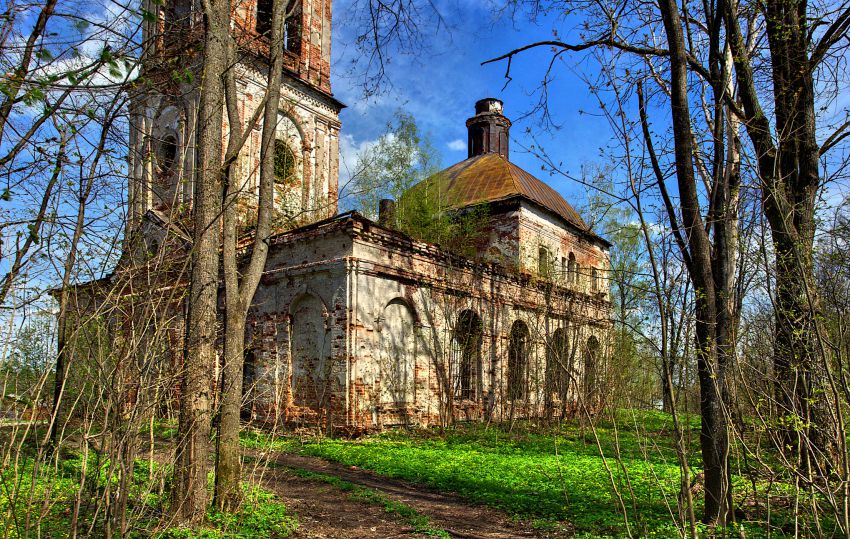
left=466, top=98, right=511, bottom=159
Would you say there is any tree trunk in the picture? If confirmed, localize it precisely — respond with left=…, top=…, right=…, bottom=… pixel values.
left=213, top=0, right=285, bottom=510
left=173, top=0, right=228, bottom=523
left=650, top=0, right=736, bottom=520
left=214, top=307, right=248, bottom=510
left=722, top=0, right=837, bottom=464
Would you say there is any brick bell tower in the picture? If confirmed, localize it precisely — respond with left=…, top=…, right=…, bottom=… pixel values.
left=127, top=0, right=343, bottom=236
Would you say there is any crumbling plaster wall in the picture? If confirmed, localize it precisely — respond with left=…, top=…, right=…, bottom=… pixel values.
left=246, top=225, right=351, bottom=425
left=128, top=57, right=341, bottom=232
left=516, top=202, right=610, bottom=297
left=232, top=59, right=342, bottom=223
left=236, top=212, right=611, bottom=430
left=346, top=218, right=611, bottom=428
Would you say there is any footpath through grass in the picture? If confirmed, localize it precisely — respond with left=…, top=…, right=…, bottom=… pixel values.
left=247, top=410, right=810, bottom=538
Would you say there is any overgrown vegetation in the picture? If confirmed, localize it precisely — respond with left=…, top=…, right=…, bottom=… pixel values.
left=0, top=429, right=296, bottom=538
left=344, top=112, right=490, bottom=258
left=248, top=411, right=831, bottom=538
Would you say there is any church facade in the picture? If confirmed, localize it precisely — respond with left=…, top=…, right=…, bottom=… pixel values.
left=115, top=0, right=611, bottom=430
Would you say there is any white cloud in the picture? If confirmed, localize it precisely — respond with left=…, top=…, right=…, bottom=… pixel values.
left=447, top=138, right=466, bottom=151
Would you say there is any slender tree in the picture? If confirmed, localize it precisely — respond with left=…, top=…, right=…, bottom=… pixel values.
left=214, top=0, right=289, bottom=510
left=173, top=0, right=229, bottom=522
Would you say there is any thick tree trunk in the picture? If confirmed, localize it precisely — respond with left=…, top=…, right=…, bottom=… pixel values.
left=773, top=233, right=836, bottom=465
left=724, top=0, right=837, bottom=464
left=213, top=0, right=285, bottom=510
left=173, top=0, right=228, bottom=523
left=214, top=308, right=248, bottom=510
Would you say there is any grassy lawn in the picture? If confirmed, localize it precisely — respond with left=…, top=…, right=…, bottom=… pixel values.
left=248, top=410, right=815, bottom=538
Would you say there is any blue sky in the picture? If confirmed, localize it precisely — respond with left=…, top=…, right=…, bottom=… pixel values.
left=330, top=0, right=611, bottom=213
left=328, top=0, right=850, bottom=222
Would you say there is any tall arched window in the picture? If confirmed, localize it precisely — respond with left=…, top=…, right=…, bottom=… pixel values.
left=379, top=300, right=416, bottom=405
left=567, top=253, right=577, bottom=285
left=584, top=336, right=601, bottom=407
left=546, top=328, right=570, bottom=404
left=156, top=134, right=178, bottom=176
left=257, top=0, right=302, bottom=53
left=290, top=294, right=330, bottom=409
left=452, top=310, right=483, bottom=401
left=241, top=347, right=256, bottom=420
left=591, top=267, right=600, bottom=291
left=272, top=139, right=297, bottom=219
left=538, top=246, right=551, bottom=277
left=508, top=321, right=530, bottom=401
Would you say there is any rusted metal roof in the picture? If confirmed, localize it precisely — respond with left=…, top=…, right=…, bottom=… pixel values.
left=412, top=153, right=590, bottom=232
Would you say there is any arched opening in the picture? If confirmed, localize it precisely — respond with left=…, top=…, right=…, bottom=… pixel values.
left=379, top=299, right=416, bottom=406
left=567, top=253, right=577, bottom=284
left=272, top=139, right=297, bottom=221
left=241, top=347, right=256, bottom=421
left=591, top=267, right=600, bottom=291
left=257, top=0, right=302, bottom=53
left=584, top=336, right=601, bottom=407
left=290, top=294, right=330, bottom=409
left=546, top=328, right=570, bottom=405
left=284, top=1, right=301, bottom=53
left=273, top=139, right=296, bottom=184
left=156, top=134, right=178, bottom=176
left=451, top=310, right=483, bottom=401
left=538, top=246, right=551, bottom=277
left=508, top=321, right=530, bottom=401
left=256, top=0, right=272, bottom=35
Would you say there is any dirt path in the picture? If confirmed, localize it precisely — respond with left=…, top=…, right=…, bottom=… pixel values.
left=253, top=451, right=549, bottom=539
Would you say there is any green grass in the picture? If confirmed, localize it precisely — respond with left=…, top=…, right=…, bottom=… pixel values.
left=245, top=410, right=821, bottom=538
left=0, top=439, right=296, bottom=538
left=155, top=484, right=297, bottom=538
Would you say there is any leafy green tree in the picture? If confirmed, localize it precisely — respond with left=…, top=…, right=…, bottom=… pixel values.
left=348, top=112, right=440, bottom=220
left=348, top=112, right=488, bottom=258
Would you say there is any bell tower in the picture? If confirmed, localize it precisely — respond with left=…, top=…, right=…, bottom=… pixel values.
left=127, top=0, right=343, bottom=235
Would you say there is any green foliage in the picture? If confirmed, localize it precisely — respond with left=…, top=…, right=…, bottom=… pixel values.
left=348, top=111, right=440, bottom=221
left=348, top=111, right=489, bottom=258
left=0, top=440, right=295, bottom=539
left=260, top=411, right=818, bottom=538
left=1, top=316, right=55, bottom=413
left=396, top=184, right=490, bottom=258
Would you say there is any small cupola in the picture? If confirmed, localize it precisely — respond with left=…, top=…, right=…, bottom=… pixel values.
left=466, top=98, right=511, bottom=159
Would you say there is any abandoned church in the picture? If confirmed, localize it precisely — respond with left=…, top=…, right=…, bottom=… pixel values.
left=90, top=0, right=612, bottom=429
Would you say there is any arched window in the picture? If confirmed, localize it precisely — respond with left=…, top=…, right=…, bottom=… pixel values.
left=257, top=0, right=302, bottom=53
left=284, top=2, right=301, bottom=53
left=273, top=139, right=296, bottom=183
left=452, top=310, right=482, bottom=401
left=256, top=0, right=273, bottom=35
left=241, top=347, right=256, bottom=421
left=156, top=134, right=178, bottom=175
left=508, top=321, right=530, bottom=401
left=567, top=253, right=577, bottom=285
left=591, top=267, right=599, bottom=291
left=538, top=246, right=551, bottom=277
left=272, top=139, right=297, bottom=216
left=584, top=336, right=601, bottom=407
left=546, top=328, right=570, bottom=404
left=379, top=300, right=416, bottom=405
left=290, top=294, right=330, bottom=409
